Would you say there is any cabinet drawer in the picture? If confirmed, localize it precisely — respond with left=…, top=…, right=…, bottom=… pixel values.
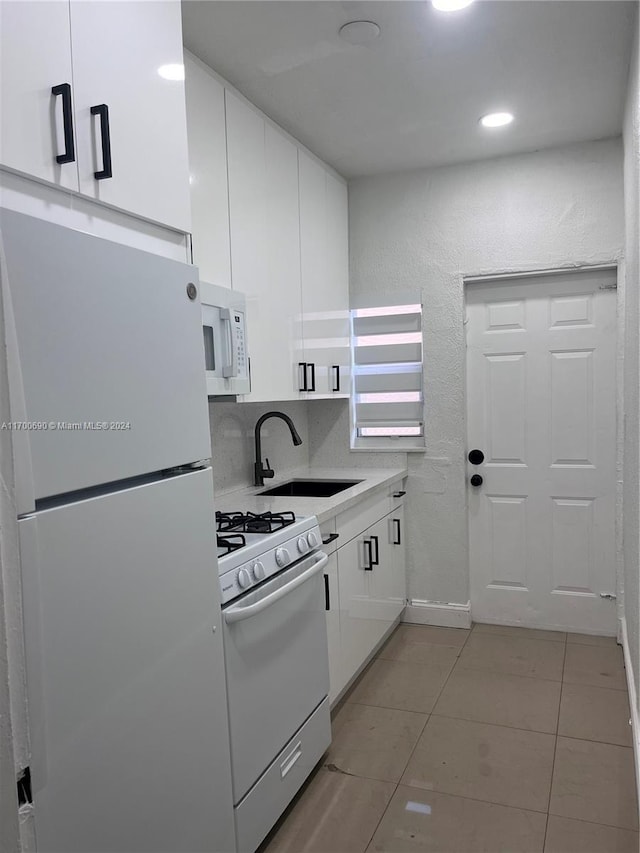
left=336, top=480, right=405, bottom=545
left=235, top=698, right=331, bottom=853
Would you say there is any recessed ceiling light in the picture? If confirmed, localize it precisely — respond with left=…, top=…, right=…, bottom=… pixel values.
left=339, top=21, right=381, bottom=46
left=479, top=112, right=514, bottom=128
left=158, top=64, right=185, bottom=81
left=432, top=0, right=474, bottom=11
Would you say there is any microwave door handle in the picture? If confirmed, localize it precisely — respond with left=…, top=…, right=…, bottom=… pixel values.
left=220, top=307, right=238, bottom=378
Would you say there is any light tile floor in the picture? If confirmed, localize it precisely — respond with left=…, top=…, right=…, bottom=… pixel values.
left=262, top=623, right=639, bottom=853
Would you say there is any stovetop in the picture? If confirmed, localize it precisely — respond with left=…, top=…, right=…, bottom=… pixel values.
left=215, top=507, right=323, bottom=604
left=217, top=510, right=297, bottom=536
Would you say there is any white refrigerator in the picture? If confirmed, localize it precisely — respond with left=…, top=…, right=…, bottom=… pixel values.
left=1, top=209, right=236, bottom=853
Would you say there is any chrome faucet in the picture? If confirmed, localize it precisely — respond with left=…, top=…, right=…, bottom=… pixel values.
left=254, top=411, right=303, bottom=487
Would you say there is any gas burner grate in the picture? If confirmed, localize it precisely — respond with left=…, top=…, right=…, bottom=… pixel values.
left=216, top=510, right=296, bottom=535
left=217, top=533, right=246, bottom=555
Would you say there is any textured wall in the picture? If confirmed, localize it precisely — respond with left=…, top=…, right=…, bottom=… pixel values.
left=349, top=138, right=625, bottom=606
left=623, top=11, right=640, bottom=709
left=208, top=399, right=309, bottom=495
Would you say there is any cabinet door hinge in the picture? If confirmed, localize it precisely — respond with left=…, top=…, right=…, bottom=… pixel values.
left=599, top=283, right=617, bottom=291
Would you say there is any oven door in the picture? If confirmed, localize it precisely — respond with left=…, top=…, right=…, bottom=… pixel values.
left=222, top=551, right=330, bottom=803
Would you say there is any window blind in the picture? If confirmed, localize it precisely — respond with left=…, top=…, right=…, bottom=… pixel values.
left=352, top=304, right=424, bottom=442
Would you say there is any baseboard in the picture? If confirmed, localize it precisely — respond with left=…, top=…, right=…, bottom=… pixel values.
left=619, top=615, right=640, bottom=814
left=403, top=599, right=472, bottom=629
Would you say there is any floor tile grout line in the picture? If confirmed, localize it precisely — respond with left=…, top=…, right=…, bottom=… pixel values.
left=362, top=779, right=400, bottom=851
left=542, top=640, right=568, bottom=850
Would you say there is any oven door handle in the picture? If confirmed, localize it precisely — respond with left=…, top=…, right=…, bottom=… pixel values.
left=224, top=552, right=329, bottom=624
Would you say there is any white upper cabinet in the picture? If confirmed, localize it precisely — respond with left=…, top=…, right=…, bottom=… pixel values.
left=0, top=1, right=78, bottom=190
left=261, top=125, right=304, bottom=401
left=299, top=151, right=350, bottom=398
left=184, top=54, right=231, bottom=288
left=0, top=1, right=191, bottom=233
left=70, top=1, right=191, bottom=233
left=226, top=91, right=267, bottom=298
left=183, top=67, right=350, bottom=402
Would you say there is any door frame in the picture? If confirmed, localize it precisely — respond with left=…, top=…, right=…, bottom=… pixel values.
left=462, top=262, right=624, bottom=633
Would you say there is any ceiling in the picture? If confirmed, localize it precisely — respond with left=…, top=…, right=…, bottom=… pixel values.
left=182, top=1, right=636, bottom=178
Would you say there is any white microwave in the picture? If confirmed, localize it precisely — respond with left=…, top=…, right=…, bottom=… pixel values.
left=200, top=280, right=250, bottom=396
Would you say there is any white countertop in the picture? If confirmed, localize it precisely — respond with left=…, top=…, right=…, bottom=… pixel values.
left=214, top=467, right=408, bottom=524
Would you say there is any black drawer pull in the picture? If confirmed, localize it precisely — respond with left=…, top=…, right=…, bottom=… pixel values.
left=91, top=103, right=112, bottom=180
left=370, top=534, right=379, bottom=566
left=393, top=490, right=406, bottom=498
left=52, top=83, right=75, bottom=164
left=324, top=574, right=330, bottom=611
left=332, top=365, right=340, bottom=392
left=393, top=518, right=401, bottom=545
left=322, top=533, right=339, bottom=545
left=307, top=362, right=316, bottom=392
left=363, top=539, right=373, bottom=571
left=298, top=362, right=308, bottom=392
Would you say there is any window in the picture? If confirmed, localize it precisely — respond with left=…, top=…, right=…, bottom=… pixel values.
left=350, top=303, right=425, bottom=450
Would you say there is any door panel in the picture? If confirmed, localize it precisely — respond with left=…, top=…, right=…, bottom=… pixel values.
left=2, top=210, right=211, bottom=506
left=20, top=469, right=236, bottom=853
left=466, top=269, right=617, bottom=634
left=337, top=535, right=380, bottom=682
left=70, top=0, right=191, bottom=231
left=184, top=54, right=231, bottom=288
left=324, top=552, right=345, bottom=703
left=0, top=1, right=79, bottom=190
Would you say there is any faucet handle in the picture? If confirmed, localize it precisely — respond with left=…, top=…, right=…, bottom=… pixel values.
left=263, top=458, right=275, bottom=479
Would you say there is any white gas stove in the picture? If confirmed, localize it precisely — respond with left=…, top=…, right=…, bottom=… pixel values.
left=215, top=507, right=331, bottom=851
left=215, top=510, right=323, bottom=604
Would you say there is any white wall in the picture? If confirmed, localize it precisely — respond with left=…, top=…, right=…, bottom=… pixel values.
left=347, top=138, right=625, bottom=607
left=623, top=10, right=640, bottom=713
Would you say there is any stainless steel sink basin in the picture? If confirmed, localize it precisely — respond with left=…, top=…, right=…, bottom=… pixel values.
left=258, top=479, right=362, bottom=497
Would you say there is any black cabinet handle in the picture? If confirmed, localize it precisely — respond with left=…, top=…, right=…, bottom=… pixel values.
left=363, top=539, right=373, bottom=571
left=393, top=490, right=406, bottom=498
left=52, top=83, right=75, bottom=164
left=393, top=518, right=401, bottom=545
left=91, top=104, right=112, bottom=180
left=322, top=533, right=339, bottom=545
left=307, top=362, right=316, bottom=392
left=332, top=365, right=340, bottom=392
left=370, top=535, right=379, bottom=566
left=298, top=362, right=308, bottom=392
left=324, top=574, right=330, bottom=611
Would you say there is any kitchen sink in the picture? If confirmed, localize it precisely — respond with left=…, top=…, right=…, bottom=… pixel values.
left=258, top=479, right=363, bottom=497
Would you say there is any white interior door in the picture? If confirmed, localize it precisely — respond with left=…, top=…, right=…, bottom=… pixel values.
left=466, top=269, right=617, bottom=635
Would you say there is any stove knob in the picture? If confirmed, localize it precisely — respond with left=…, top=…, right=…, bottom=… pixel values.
left=237, top=568, right=252, bottom=589
left=306, top=531, right=319, bottom=549
left=252, top=561, right=265, bottom=581
left=275, top=547, right=291, bottom=568
left=297, top=537, right=309, bottom=554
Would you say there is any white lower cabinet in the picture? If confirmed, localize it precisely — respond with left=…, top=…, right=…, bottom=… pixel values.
left=323, top=552, right=344, bottom=704
left=326, top=485, right=407, bottom=704
left=336, top=534, right=384, bottom=694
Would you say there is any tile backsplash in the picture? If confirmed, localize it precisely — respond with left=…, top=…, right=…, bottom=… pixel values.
left=209, top=399, right=309, bottom=494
